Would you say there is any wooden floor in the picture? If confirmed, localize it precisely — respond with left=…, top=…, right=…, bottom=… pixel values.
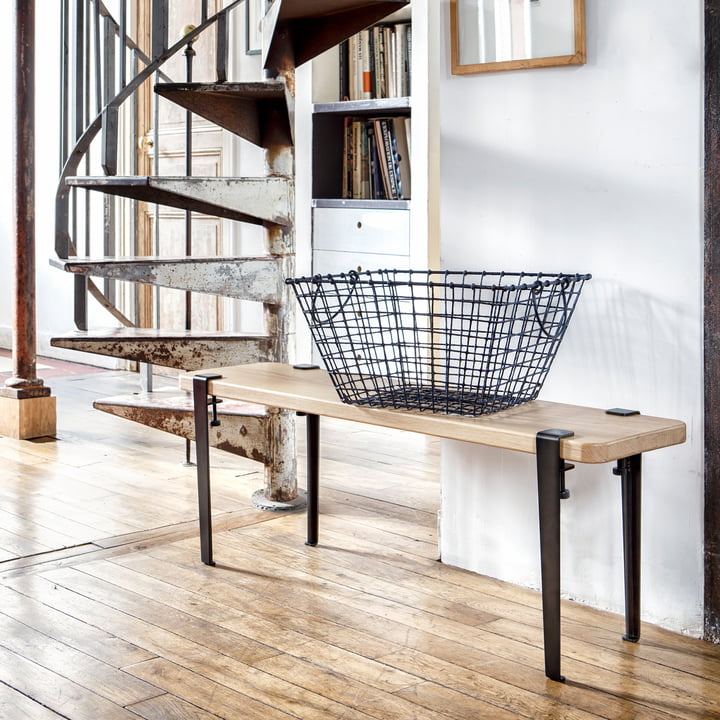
left=1, top=360, right=720, bottom=719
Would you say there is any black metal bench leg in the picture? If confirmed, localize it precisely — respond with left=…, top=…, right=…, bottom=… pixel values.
left=536, top=428, right=574, bottom=682
left=305, top=413, right=320, bottom=547
left=615, top=454, right=642, bottom=641
left=192, top=374, right=222, bottom=566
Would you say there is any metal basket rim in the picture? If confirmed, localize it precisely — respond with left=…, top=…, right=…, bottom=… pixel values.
left=286, top=269, right=592, bottom=293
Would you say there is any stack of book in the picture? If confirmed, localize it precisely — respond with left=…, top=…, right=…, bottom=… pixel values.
left=340, top=22, right=412, bottom=101
left=342, top=116, right=411, bottom=200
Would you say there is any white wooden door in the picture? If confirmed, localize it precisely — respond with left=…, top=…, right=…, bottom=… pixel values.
left=138, top=0, right=228, bottom=332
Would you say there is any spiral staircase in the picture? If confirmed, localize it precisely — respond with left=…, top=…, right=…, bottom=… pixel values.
left=51, top=0, right=408, bottom=505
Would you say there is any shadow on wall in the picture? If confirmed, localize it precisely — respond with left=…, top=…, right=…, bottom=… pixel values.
left=543, top=276, right=700, bottom=417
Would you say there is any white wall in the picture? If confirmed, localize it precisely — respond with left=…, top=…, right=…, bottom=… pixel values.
left=0, top=1, right=120, bottom=367
left=439, top=0, right=704, bottom=634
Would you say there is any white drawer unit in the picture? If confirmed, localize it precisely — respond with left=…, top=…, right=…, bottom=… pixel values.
left=313, top=206, right=410, bottom=256
left=312, top=249, right=410, bottom=276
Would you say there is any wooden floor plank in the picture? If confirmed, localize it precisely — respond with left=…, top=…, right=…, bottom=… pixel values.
left=0, top=643, right=142, bottom=720
left=127, top=693, right=224, bottom=720
left=0, top=681, right=66, bottom=719
left=73, top=557, right=426, bottom=695
left=0, top=612, right=161, bottom=706
left=0, top=585, right=155, bottom=668
left=125, top=657, right=364, bottom=720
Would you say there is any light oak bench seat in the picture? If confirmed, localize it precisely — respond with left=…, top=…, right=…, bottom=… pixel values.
left=180, top=362, right=686, bottom=682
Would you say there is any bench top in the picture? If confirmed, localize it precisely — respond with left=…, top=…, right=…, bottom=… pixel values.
left=179, top=363, right=686, bottom=464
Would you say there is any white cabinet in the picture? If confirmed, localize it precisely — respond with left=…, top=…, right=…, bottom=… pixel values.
left=312, top=205, right=410, bottom=275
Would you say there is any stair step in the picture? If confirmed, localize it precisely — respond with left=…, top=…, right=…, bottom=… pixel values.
left=65, top=177, right=293, bottom=227
left=155, top=82, right=293, bottom=149
left=51, top=328, right=276, bottom=371
left=49, top=256, right=288, bottom=303
left=94, top=389, right=269, bottom=462
left=264, top=0, right=409, bottom=71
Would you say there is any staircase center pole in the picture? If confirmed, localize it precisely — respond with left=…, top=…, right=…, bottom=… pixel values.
left=0, top=0, right=57, bottom=439
left=253, top=55, right=301, bottom=510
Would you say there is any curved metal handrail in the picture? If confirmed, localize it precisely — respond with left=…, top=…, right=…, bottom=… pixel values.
left=56, top=0, right=245, bottom=260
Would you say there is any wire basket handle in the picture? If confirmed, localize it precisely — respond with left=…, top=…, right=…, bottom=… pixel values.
left=308, top=270, right=361, bottom=326
left=530, top=276, right=573, bottom=341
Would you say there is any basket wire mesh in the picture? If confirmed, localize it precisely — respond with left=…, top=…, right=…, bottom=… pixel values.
left=287, top=269, right=591, bottom=416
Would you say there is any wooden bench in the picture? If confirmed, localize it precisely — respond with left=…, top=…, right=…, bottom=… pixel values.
left=179, top=361, right=686, bottom=682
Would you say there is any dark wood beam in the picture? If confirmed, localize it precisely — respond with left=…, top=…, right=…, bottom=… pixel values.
left=1, top=0, right=49, bottom=401
left=705, top=0, right=720, bottom=641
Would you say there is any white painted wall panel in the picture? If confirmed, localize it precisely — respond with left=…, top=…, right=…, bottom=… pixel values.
left=438, top=0, right=704, bottom=634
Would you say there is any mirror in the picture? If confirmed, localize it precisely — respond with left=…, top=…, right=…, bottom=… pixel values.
left=450, top=0, right=586, bottom=74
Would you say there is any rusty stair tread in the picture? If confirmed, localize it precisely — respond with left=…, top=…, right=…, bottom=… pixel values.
left=65, top=176, right=293, bottom=227
left=264, top=0, right=409, bottom=70
left=49, top=256, right=287, bottom=303
left=94, top=390, right=271, bottom=461
left=155, top=82, right=293, bottom=148
left=50, top=328, right=277, bottom=371
left=94, top=389, right=268, bottom=417
left=51, top=327, right=269, bottom=340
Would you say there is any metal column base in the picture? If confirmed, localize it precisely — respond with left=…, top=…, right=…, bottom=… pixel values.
left=251, top=488, right=307, bottom=511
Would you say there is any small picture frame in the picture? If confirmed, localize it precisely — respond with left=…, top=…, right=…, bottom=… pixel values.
left=246, top=0, right=262, bottom=55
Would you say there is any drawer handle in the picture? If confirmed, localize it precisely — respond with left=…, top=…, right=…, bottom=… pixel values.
left=356, top=221, right=362, bottom=229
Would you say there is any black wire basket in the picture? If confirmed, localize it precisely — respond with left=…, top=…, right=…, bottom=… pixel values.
left=287, top=269, right=591, bottom=416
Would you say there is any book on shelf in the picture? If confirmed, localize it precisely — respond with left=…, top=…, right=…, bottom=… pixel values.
left=341, top=116, right=411, bottom=201
left=338, top=21, right=411, bottom=101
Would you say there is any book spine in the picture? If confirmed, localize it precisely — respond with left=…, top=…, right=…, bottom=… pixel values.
left=360, top=30, right=372, bottom=99
left=405, top=24, right=412, bottom=96
left=360, top=122, right=370, bottom=198
left=380, top=118, right=400, bottom=199
left=389, top=28, right=398, bottom=98
left=348, top=34, right=358, bottom=101
left=392, top=117, right=411, bottom=199
left=368, top=29, right=376, bottom=99
left=372, top=27, right=384, bottom=98
left=342, top=117, right=351, bottom=199
left=339, top=40, right=349, bottom=101
left=373, top=118, right=392, bottom=199
left=382, top=27, right=392, bottom=98
left=352, top=120, right=362, bottom=199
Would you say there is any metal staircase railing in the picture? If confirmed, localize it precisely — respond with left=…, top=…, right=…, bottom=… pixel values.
left=56, top=0, right=246, bottom=331
left=52, top=0, right=306, bottom=507
left=52, top=0, right=410, bottom=509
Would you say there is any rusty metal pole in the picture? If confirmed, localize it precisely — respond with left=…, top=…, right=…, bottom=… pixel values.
left=252, top=18, right=301, bottom=509
left=2, top=0, right=49, bottom=401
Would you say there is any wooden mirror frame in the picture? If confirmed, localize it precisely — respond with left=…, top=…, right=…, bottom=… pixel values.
left=450, top=0, right=586, bottom=75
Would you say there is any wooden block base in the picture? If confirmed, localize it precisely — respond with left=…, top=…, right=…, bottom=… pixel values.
left=0, top=395, right=57, bottom=439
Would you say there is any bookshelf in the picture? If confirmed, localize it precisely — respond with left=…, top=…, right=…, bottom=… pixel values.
left=295, top=0, right=439, bottom=331
left=311, top=9, right=412, bottom=206
left=309, top=6, right=415, bottom=286
left=312, top=98, right=411, bottom=203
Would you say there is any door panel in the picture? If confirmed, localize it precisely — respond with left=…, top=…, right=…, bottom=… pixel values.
left=136, top=0, right=228, bottom=332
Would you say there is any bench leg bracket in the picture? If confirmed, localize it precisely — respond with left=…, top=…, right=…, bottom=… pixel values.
left=297, top=412, right=320, bottom=546
left=536, top=428, right=574, bottom=682
left=192, top=373, right=222, bottom=566
left=614, top=454, right=642, bottom=642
